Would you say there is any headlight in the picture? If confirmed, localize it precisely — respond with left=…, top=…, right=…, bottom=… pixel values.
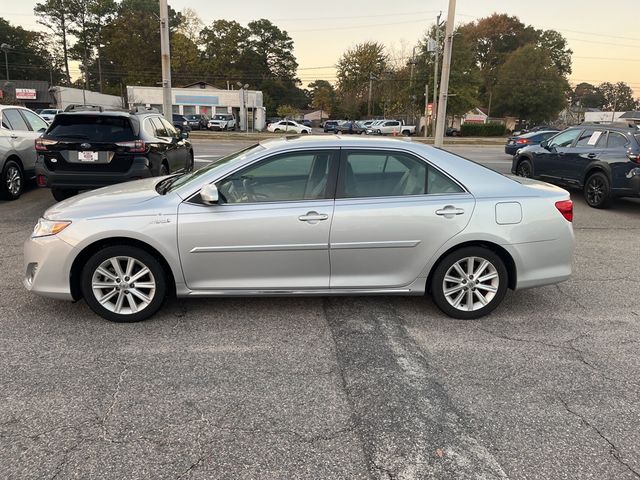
left=32, top=218, right=71, bottom=238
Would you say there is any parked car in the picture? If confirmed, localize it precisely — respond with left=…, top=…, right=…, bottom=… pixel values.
left=505, top=130, right=559, bottom=156
left=335, top=121, right=366, bottom=134
left=208, top=114, right=237, bottom=131
left=367, top=120, right=415, bottom=136
left=446, top=127, right=461, bottom=137
left=0, top=106, right=49, bottom=200
left=267, top=120, right=311, bottom=134
left=513, top=125, right=559, bottom=136
left=512, top=123, right=640, bottom=208
left=34, top=109, right=194, bottom=201
left=185, top=114, right=209, bottom=130
left=24, top=136, right=575, bottom=323
left=172, top=114, right=191, bottom=134
left=323, top=120, right=340, bottom=133
left=301, top=120, right=313, bottom=128
left=39, top=109, right=63, bottom=124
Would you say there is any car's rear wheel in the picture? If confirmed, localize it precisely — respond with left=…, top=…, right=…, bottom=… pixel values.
left=274, top=128, right=281, bottom=133
left=81, top=246, right=167, bottom=322
left=160, top=163, right=169, bottom=176
left=516, top=158, right=533, bottom=178
left=431, top=247, right=508, bottom=320
left=584, top=171, right=611, bottom=209
left=0, top=160, right=24, bottom=200
left=51, top=188, right=78, bottom=201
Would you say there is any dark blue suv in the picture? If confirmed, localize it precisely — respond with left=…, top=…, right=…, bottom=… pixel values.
left=512, top=123, right=640, bottom=208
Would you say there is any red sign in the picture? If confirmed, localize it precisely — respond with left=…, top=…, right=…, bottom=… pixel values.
left=16, top=88, right=37, bottom=100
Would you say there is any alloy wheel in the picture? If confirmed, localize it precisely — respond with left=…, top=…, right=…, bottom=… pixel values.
left=91, top=256, right=156, bottom=315
left=6, top=165, right=21, bottom=196
left=442, top=256, right=499, bottom=312
left=586, top=177, right=605, bottom=206
left=516, top=161, right=532, bottom=178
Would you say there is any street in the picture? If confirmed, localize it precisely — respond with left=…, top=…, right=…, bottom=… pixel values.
left=1, top=139, right=639, bottom=479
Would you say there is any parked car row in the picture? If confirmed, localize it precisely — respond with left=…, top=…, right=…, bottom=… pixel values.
left=1, top=105, right=194, bottom=201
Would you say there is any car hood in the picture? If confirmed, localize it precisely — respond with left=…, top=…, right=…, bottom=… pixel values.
left=44, top=177, right=167, bottom=220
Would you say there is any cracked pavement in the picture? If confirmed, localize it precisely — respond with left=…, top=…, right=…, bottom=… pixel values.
left=1, top=144, right=639, bottom=479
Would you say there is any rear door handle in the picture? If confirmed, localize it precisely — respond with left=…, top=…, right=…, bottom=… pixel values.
left=10, top=134, right=18, bottom=139
left=436, top=206, right=465, bottom=217
left=298, top=211, right=329, bottom=223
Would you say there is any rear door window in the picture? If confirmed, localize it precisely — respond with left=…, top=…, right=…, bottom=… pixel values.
left=48, top=115, right=135, bottom=142
left=606, top=132, right=629, bottom=149
left=575, top=129, right=605, bottom=147
left=3, top=109, right=30, bottom=131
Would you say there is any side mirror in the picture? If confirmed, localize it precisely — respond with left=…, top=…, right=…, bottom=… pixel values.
left=540, top=140, right=549, bottom=149
left=200, top=183, right=219, bottom=204
left=181, top=131, right=189, bottom=139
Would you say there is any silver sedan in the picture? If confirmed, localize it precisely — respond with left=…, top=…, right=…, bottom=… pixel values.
left=24, top=136, right=575, bottom=322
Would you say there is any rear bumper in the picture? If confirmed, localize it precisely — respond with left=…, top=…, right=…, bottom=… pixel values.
left=505, top=145, right=518, bottom=155
left=35, top=157, right=154, bottom=189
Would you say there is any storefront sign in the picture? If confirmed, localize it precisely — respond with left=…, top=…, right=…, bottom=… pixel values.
left=175, top=95, right=219, bottom=105
left=15, top=88, right=37, bottom=100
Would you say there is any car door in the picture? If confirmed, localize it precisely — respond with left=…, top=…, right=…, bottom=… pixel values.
left=600, top=131, right=633, bottom=190
left=562, top=128, right=606, bottom=185
left=159, top=118, right=184, bottom=172
left=2, top=108, right=41, bottom=173
left=177, top=149, right=339, bottom=290
left=329, top=149, right=475, bottom=289
left=534, top=129, right=581, bottom=182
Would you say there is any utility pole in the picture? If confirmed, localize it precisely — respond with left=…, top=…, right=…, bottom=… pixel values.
left=424, top=83, right=429, bottom=138
left=408, top=47, right=417, bottom=125
left=434, top=0, right=456, bottom=147
left=1, top=44, right=14, bottom=81
left=432, top=12, right=442, bottom=139
left=611, top=93, right=617, bottom=122
left=367, top=73, right=374, bottom=117
left=159, top=0, right=172, bottom=121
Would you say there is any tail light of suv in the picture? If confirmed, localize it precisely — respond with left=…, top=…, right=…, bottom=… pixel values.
left=555, top=200, right=573, bottom=222
left=115, top=140, right=146, bottom=153
left=35, top=138, right=59, bottom=151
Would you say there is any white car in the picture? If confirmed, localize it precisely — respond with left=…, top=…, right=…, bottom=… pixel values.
left=267, top=120, right=311, bottom=134
left=39, top=109, right=62, bottom=124
left=208, top=114, right=236, bottom=131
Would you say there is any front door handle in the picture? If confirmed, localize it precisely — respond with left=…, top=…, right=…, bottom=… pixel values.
left=587, top=153, right=597, bottom=159
left=298, top=211, right=329, bottom=223
left=436, top=206, right=465, bottom=217
left=10, top=134, right=18, bottom=139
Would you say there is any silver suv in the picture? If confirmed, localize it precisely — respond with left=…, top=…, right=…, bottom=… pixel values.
left=0, top=106, right=48, bottom=200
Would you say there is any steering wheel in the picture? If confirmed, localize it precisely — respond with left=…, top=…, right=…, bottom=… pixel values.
left=241, top=176, right=269, bottom=202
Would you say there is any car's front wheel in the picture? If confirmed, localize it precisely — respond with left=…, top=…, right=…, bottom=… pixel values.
left=584, top=171, right=612, bottom=209
left=431, top=247, right=508, bottom=320
left=81, top=246, right=168, bottom=322
left=516, top=158, right=533, bottom=178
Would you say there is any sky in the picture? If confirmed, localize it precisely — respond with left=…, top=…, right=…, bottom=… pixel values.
left=4, top=0, right=639, bottom=95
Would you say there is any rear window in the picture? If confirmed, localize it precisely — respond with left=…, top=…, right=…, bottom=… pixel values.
left=48, top=115, right=135, bottom=142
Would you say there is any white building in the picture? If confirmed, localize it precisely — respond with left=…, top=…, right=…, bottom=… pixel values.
left=127, top=82, right=266, bottom=131
left=584, top=111, right=626, bottom=123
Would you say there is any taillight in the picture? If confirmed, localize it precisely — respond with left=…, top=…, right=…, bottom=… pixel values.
left=516, top=138, right=530, bottom=144
left=115, top=140, right=146, bottom=153
left=37, top=175, right=47, bottom=187
left=628, top=152, right=640, bottom=164
left=555, top=200, right=573, bottom=222
left=35, top=138, right=58, bottom=151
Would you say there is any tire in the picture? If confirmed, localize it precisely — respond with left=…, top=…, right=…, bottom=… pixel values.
left=81, top=245, right=168, bottom=323
left=402, top=130, right=410, bottom=136
left=515, top=158, right=533, bottom=178
left=300, top=130, right=309, bottom=134
left=584, top=171, right=612, bottom=209
left=0, top=159, right=24, bottom=200
left=160, top=163, right=169, bottom=176
left=274, top=129, right=281, bottom=133
left=430, top=246, right=509, bottom=320
left=186, top=152, right=194, bottom=172
left=52, top=188, right=78, bottom=202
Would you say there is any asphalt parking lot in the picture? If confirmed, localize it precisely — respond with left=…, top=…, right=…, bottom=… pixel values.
left=1, top=140, right=639, bottom=479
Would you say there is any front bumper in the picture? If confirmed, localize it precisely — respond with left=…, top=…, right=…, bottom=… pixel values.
left=24, top=234, right=75, bottom=300
left=208, top=123, right=228, bottom=130
left=35, top=157, right=153, bottom=190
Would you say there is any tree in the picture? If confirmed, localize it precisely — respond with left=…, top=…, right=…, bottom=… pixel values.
left=536, top=29, right=572, bottom=76
left=200, top=19, right=249, bottom=83
left=492, top=45, right=569, bottom=123
left=246, top=19, right=297, bottom=80
left=308, top=80, right=336, bottom=117
left=177, top=8, right=203, bottom=44
left=34, top=0, right=73, bottom=84
left=571, top=82, right=605, bottom=108
left=597, top=82, right=639, bottom=111
left=336, top=42, right=388, bottom=117
left=171, top=33, right=201, bottom=85
left=276, top=104, right=298, bottom=119
left=0, top=18, right=62, bottom=82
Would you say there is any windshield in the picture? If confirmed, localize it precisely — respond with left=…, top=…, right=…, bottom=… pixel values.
left=161, top=144, right=265, bottom=194
left=41, top=109, right=58, bottom=115
left=48, top=115, right=135, bottom=142
left=213, top=115, right=231, bottom=120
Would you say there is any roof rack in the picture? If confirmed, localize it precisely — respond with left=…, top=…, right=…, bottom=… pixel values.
left=63, top=104, right=105, bottom=112
left=130, top=106, right=160, bottom=114
left=580, top=120, right=639, bottom=129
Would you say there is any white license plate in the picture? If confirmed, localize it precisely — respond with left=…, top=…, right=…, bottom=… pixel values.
left=78, top=151, right=99, bottom=162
